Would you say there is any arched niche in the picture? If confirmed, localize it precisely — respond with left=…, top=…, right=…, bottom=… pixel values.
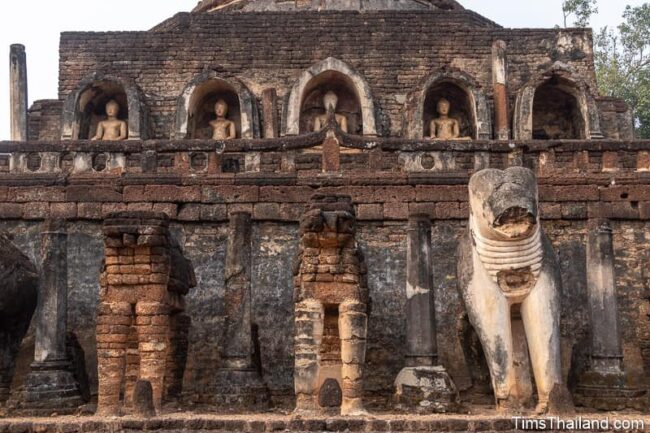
left=174, top=72, right=259, bottom=139
left=61, top=74, right=148, bottom=140
left=532, top=77, right=586, bottom=139
left=423, top=81, right=475, bottom=139
left=284, top=57, right=377, bottom=136
left=405, top=70, right=491, bottom=139
left=299, top=71, right=362, bottom=135
left=514, top=63, right=602, bottom=140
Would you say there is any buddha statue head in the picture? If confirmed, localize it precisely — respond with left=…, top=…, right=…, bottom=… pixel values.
left=215, top=99, right=229, bottom=118
left=437, top=98, right=451, bottom=117
left=323, top=91, right=339, bottom=113
left=105, top=100, right=120, bottom=118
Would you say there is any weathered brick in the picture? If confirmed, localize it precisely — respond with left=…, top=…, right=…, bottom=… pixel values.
left=23, top=202, right=50, bottom=220
left=0, top=203, right=23, bottom=219
left=50, top=202, right=77, bottom=219
left=259, top=186, right=314, bottom=202
left=66, top=185, right=122, bottom=202
left=253, top=202, right=281, bottom=220
left=384, top=202, right=409, bottom=220
left=415, top=185, right=467, bottom=202
left=435, top=202, right=465, bottom=219
left=199, top=204, right=228, bottom=221
left=177, top=204, right=201, bottom=221
left=152, top=203, right=178, bottom=218
left=12, top=187, right=65, bottom=202
left=600, top=185, right=650, bottom=201
left=356, top=203, right=383, bottom=220
left=201, top=185, right=259, bottom=203
left=539, top=185, right=599, bottom=202
left=540, top=202, right=562, bottom=219
left=143, top=185, right=201, bottom=202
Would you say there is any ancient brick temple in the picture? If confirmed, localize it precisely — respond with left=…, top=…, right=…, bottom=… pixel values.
left=0, top=0, right=649, bottom=431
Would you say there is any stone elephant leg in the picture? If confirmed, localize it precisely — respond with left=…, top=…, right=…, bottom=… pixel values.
left=96, top=301, right=132, bottom=416
left=0, top=311, right=33, bottom=403
left=135, top=301, right=170, bottom=412
left=294, top=298, right=324, bottom=414
left=464, top=286, right=519, bottom=410
left=339, top=300, right=367, bottom=416
left=520, top=277, right=562, bottom=414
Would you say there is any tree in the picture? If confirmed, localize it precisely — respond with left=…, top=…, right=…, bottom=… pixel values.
left=562, top=0, right=598, bottom=28
left=594, top=4, right=650, bottom=138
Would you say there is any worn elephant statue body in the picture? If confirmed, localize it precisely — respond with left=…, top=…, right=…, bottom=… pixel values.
left=0, top=234, right=38, bottom=404
left=458, top=167, right=569, bottom=414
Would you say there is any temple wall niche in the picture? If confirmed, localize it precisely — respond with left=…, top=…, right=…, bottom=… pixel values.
left=174, top=73, right=259, bottom=140
left=284, top=57, right=377, bottom=136
left=186, top=80, right=241, bottom=139
left=0, top=219, right=646, bottom=407
left=299, top=71, right=362, bottom=135
left=60, top=74, right=148, bottom=141
left=405, top=70, right=490, bottom=139
left=513, top=64, right=602, bottom=140
left=77, top=82, right=129, bottom=140
left=423, top=81, right=475, bottom=139
left=532, top=78, right=586, bottom=140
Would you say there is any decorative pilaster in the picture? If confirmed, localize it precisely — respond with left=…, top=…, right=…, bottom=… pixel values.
left=576, top=219, right=646, bottom=410
left=212, top=212, right=269, bottom=407
left=394, top=215, right=458, bottom=413
left=17, top=219, right=84, bottom=415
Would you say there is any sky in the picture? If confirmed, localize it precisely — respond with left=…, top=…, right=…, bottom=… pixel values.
left=0, top=0, right=645, bottom=140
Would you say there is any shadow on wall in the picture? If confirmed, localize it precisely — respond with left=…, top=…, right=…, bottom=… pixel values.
left=533, top=76, right=586, bottom=140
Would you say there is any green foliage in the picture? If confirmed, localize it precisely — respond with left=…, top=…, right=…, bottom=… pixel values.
left=562, top=0, right=598, bottom=27
left=595, top=4, right=650, bottom=138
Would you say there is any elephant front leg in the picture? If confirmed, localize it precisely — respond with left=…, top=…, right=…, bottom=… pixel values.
left=0, top=329, right=16, bottom=404
left=464, top=285, right=521, bottom=412
left=0, top=312, right=33, bottom=404
left=339, top=300, right=368, bottom=416
left=521, top=280, right=565, bottom=414
left=294, top=299, right=324, bottom=414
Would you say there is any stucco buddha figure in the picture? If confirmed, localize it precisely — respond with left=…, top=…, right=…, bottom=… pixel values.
left=429, top=98, right=470, bottom=140
left=313, top=91, right=348, bottom=133
left=91, top=100, right=127, bottom=141
left=210, top=99, right=237, bottom=140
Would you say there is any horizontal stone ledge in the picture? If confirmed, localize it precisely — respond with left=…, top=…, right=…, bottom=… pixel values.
left=0, top=413, right=646, bottom=433
left=1, top=138, right=650, bottom=154
left=0, top=172, right=647, bottom=189
left=0, top=201, right=648, bottom=222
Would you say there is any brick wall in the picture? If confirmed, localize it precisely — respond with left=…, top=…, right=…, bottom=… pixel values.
left=57, top=11, right=597, bottom=139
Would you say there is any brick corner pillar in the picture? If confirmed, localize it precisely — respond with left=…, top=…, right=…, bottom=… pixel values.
left=262, top=88, right=278, bottom=139
left=294, top=194, right=369, bottom=417
left=212, top=211, right=270, bottom=408
left=9, top=44, right=28, bottom=142
left=96, top=211, right=195, bottom=417
left=492, top=40, right=510, bottom=141
left=576, top=219, right=647, bottom=410
left=16, top=219, right=84, bottom=415
left=394, top=214, right=459, bottom=413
